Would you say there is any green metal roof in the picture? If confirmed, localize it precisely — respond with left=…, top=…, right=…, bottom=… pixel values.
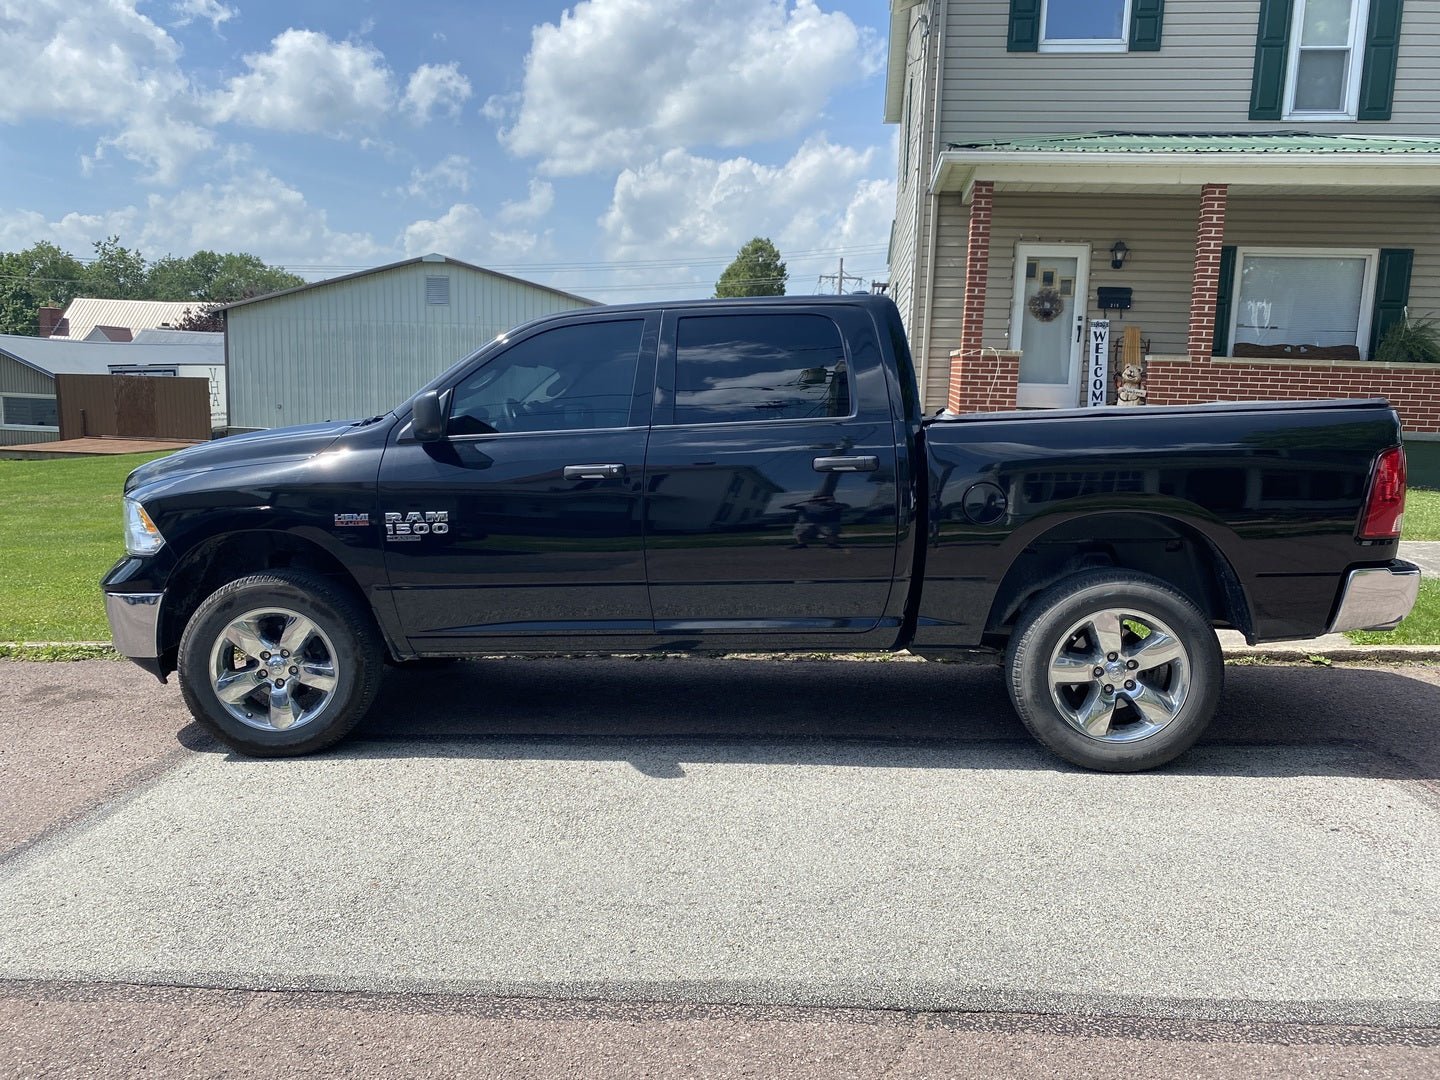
left=946, top=132, right=1440, bottom=154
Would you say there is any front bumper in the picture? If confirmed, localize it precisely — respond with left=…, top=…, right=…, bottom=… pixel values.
left=1326, top=562, right=1421, bottom=634
left=104, top=590, right=164, bottom=659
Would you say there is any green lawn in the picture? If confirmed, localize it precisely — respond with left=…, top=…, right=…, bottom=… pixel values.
left=1349, top=579, right=1440, bottom=646
left=1404, top=487, right=1440, bottom=541
left=0, top=453, right=168, bottom=642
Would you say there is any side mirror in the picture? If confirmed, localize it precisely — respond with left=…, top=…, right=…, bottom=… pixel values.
left=411, top=390, right=446, bottom=443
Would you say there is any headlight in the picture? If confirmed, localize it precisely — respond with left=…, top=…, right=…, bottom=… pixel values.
left=123, top=498, right=165, bottom=556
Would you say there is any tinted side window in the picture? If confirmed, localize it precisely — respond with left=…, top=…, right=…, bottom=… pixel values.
left=673, top=314, right=850, bottom=425
left=449, top=319, right=644, bottom=435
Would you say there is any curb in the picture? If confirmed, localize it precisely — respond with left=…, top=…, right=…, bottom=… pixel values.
left=1221, top=645, right=1440, bottom=664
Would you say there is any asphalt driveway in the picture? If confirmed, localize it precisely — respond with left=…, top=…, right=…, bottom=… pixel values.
left=3, top=656, right=1439, bottom=1074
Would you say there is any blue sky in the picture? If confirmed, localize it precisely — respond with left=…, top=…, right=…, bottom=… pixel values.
left=0, top=0, right=898, bottom=302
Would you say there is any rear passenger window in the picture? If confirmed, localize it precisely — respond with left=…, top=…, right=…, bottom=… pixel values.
left=448, top=319, right=643, bottom=435
left=673, top=314, right=850, bottom=425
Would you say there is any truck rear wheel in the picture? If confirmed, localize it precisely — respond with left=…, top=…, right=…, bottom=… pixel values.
left=177, top=570, right=384, bottom=757
left=1004, top=569, right=1223, bottom=772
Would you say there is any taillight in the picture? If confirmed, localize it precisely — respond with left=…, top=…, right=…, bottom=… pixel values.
left=1359, top=445, right=1407, bottom=541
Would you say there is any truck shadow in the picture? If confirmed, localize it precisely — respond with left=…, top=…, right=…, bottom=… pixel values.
left=235, top=657, right=1440, bottom=784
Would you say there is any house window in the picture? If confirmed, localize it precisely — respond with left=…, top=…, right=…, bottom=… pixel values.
left=0, top=393, right=59, bottom=429
left=1285, top=0, right=1371, bottom=118
left=1041, top=0, right=1132, bottom=51
left=1231, top=248, right=1378, bottom=356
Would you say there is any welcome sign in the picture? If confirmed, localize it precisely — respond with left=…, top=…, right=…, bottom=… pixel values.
left=1087, top=320, right=1110, bottom=408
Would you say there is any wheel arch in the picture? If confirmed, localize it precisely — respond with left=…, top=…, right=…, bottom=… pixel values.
left=984, top=511, right=1253, bottom=645
left=158, top=530, right=393, bottom=675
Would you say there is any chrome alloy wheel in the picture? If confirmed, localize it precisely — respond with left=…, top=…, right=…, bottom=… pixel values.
left=1046, top=607, right=1191, bottom=743
left=208, top=607, right=339, bottom=732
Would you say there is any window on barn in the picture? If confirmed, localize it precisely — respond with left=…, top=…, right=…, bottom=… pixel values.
left=1, top=394, right=59, bottom=428
left=1230, top=248, right=1378, bottom=358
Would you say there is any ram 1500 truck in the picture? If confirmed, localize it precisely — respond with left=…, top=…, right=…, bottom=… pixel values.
left=102, top=295, right=1419, bottom=771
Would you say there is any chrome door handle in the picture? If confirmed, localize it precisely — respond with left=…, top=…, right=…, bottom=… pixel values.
left=812, top=455, right=878, bottom=473
left=564, top=463, right=626, bottom=480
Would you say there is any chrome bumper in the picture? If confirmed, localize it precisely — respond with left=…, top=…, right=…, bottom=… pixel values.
left=1327, top=563, right=1421, bottom=634
left=104, top=591, right=163, bottom=658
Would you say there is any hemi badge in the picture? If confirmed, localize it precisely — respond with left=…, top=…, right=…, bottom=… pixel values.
left=334, top=513, right=370, bottom=527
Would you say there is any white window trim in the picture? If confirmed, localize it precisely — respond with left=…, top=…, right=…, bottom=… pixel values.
left=1039, top=0, right=1132, bottom=52
left=1282, top=0, right=1371, bottom=122
left=0, top=391, right=60, bottom=431
left=1227, top=246, right=1379, bottom=358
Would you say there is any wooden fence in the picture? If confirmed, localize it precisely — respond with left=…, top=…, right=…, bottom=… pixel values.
left=55, top=374, right=211, bottom=441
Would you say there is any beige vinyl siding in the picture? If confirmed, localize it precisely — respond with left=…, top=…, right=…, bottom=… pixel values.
left=226, top=263, right=593, bottom=430
left=888, top=5, right=938, bottom=352
left=0, top=355, right=59, bottom=444
left=983, top=193, right=1199, bottom=358
left=920, top=193, right=971, bottom=410
left=941, top=1, right=1440, bottom=143
left=959, top=193, right=1440, bottom=377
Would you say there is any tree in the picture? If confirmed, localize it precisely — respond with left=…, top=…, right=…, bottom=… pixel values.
left=0, top=242, right=86, bottom=335
left=82, top=236, right=149, bottom=299
left=149, top=251, right=303, bottom=303
left=714, top=237, right=787, bottom=298
left=172, top=304, right=225, bottom=333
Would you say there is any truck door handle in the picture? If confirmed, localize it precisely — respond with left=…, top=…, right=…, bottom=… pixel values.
left=564, top=463, right=626, bottom=480
left=812, top=455, right=878, bottom=473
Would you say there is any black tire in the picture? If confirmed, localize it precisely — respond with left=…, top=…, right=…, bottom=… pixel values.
left=1004, top=569, right=1223, bottom=772
left=177, top=569, right=384, bottom=757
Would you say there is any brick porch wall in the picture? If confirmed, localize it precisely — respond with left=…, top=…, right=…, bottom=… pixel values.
left=948, top=181, right=996, bottom=413
left=947, top=349, right=1020, bottom=413
left=1145, top=355, right=1440, bottom=433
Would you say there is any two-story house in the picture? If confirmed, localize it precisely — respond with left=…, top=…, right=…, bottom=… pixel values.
left=886, top=0, right=1440, bottom=432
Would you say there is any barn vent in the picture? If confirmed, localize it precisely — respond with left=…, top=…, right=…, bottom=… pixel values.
left=425, top=275, right=451, bottom=306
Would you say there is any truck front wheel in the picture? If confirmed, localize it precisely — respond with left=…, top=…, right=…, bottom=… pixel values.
left=176, top=570, right=384, bottom=757
left=1004, top=569, right=1223, bottom=772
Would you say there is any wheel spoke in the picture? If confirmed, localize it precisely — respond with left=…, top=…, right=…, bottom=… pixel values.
left=1075, top=689, right=1117, bottom=738
left=1050, top=654, right=1097, bottom=684
left=268, top=683, right=305, bottom=730
left=1130, top=683, right=1181, bottom=727
left=226, top=617, right=270, bottom=660
left=215, top=668, right=264, bottom=705
left=296, top=660, right=337, bottom=694
left=277, top=614, right=318, bottom=657
left=1090, top=611, right=1124, bottom=659
left=1128, top=632, right=1185, bottom=672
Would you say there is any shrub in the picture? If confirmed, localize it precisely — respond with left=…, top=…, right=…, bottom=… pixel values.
left=1376, top=313, right=1440, bottom=364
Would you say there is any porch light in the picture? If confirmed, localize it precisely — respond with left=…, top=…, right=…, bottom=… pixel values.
left=1109, top=241, right=1129, bottom=270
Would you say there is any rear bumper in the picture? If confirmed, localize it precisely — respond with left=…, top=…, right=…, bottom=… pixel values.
left=1326, top=562, right=1421, bottom=634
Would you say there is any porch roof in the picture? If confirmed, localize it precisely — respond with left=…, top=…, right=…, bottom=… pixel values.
left=933, top=132, right=1440, bottom=201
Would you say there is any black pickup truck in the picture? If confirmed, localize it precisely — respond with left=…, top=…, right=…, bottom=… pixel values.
left=103, top=295, right=1418, bottom=771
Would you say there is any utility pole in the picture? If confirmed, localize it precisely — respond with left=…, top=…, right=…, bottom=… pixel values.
left=815, top=256, right=865, bottom=295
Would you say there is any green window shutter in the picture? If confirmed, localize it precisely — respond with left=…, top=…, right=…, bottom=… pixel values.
left=1129, top=0, right=1166, bottom=51
left=1212, top=246, right=1238, bottom=357
left=1357, top=0, right=1405, bottom=121
left=1008, top=0, right=1041, bottom=52
left=1369, top=248, right=1414, bottom=358
left=1249, top=0, right=1294, bottom=120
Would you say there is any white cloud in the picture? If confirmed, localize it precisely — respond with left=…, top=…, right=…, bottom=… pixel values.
left=0, top=0, right=213, bottom=179
left=173, top=0, right=236, bottom=30
left=401, top=204, right=547, bottom=265
left=402, top=155, right=472, bottom=199
left=401, top=62, right=473, bottom=124
left=599, top=138, right=893, bottom=288
left=499, top=179, right=555, bottom=223
left=498, top=0, right=881, bottom=175
left=213, top=29, right=395, bottom=134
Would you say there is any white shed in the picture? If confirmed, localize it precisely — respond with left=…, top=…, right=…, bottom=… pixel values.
left=221, top=254, right=597, bottom=431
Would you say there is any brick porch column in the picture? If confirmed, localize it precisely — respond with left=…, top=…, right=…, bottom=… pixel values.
left=1186, top=183, right=1229, bottom=361
left=948, top=180, right=996, bottom=413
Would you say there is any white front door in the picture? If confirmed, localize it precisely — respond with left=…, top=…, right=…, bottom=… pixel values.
left=1012, top=243, right=1091, bottom=409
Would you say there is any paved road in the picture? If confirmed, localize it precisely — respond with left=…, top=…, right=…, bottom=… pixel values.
left=3, top=657, right=1439, bottom=1075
